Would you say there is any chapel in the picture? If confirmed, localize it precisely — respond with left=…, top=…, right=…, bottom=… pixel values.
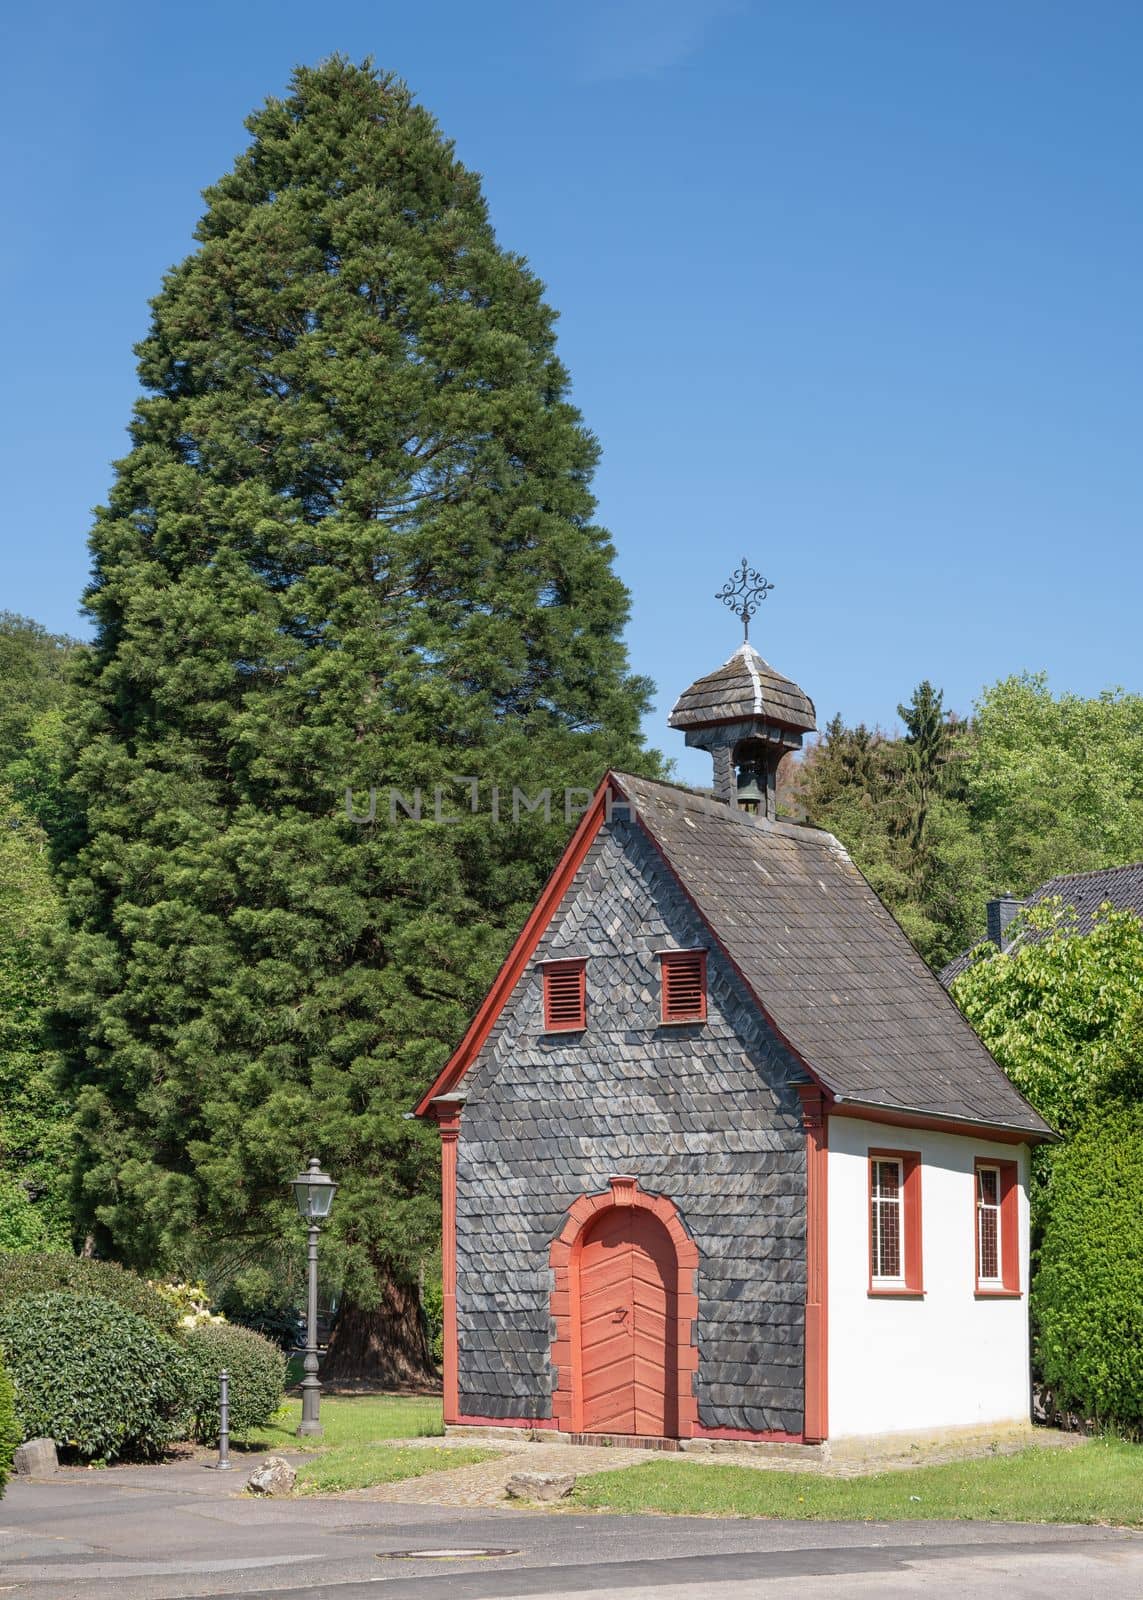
left=415, top=580, right=1053, bottom=1445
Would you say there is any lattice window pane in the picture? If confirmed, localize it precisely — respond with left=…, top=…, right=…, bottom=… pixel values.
left=977, top=1166, right=1002, bottom=1282
left=871, top=1159, right=903, bottom=1280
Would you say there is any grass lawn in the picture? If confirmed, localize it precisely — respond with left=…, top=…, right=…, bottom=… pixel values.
left=233, top=1393, right=496, bottom=1493
left=294, top=1442, right=497, bottom=1494
left=574, top=1439, right=1143, bottom=1526
left=246, top=1392, right=446, bottom=1451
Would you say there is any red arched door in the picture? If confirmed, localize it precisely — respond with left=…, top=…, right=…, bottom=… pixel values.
left=578, top=1205, right=678, bottom=1437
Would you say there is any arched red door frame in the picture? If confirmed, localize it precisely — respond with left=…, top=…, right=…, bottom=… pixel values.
left=549, top=1177, right=700, bottom=1438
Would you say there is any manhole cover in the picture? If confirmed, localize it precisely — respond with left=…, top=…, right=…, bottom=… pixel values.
left=380, top=1548, right=519, bottom=1561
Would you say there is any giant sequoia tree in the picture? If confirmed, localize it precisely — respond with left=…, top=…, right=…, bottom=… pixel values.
left=61, top=59, right=655, bottom=1380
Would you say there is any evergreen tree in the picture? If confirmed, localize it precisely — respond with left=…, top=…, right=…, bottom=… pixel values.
left=61, top=59, right=655, bottom=1379
left=897, top=679, right=948, bottom=852
left=795, top=692, right=986, bottom=970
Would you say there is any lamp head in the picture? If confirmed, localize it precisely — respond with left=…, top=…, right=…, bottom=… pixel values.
left=291, top=1157, right=337, bottom=1222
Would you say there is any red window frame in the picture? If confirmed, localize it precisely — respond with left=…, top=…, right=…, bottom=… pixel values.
left=659, top=949, right=707, bottom=1023
left=974, top=1157, right=1021, bottom=1297
left=541, top=959, right=587, bottom=1032
left=868, top=1149, right=923, bottom=1297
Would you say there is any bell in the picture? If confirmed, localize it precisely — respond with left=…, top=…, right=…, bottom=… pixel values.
left=736, top=768, right=765, bottom=814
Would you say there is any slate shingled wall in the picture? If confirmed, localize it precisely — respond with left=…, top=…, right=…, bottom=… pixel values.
left=455, top=815, right=809, bottom=1435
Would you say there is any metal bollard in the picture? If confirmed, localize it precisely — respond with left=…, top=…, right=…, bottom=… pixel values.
left=216, top=1368, right=232, bottom=1470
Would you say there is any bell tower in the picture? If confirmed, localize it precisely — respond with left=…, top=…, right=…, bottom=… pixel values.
left=667, top=560, right=816, bottom=819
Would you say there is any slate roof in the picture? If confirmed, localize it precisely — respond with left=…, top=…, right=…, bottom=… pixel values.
left=940, top=862, right=1143, bottom=988
left=613, top=771, right=1054, bottom=1140
left=668, top=644, right=817, bottom=734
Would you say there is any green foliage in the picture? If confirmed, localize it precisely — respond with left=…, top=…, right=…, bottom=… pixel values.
left=0, top=1292, right=189, bottom=1461
left=59, top=57, right=656, bottom=1374
left=150, top=1278, right=226, bottom=1329
left=798, top=673, right=1143, bottom=973
left=421, top=1264, right=444, bottom=1366
left=0, top=614, right=79, bottom=1253
left=217, top=1273, right=303, bottom=1349
left=0, top=1251, right=180, bottom=1335
left=966, top=674, right=1143, bottom=894
left=795, top=700, right=986, bottom=968
left=181, top=1321, right=286, bottom=1441
left=950, top=904, right=1143, bottom=1139
left=0, top=613, right=78, bottom=778
left=1033, top=1103, right=1143, bottom=1435
left=896, top=679, right=948, bottom=852
left=0, top=1355, right=19, bottom=1496
left=0, top=790, right=71, bottom=1251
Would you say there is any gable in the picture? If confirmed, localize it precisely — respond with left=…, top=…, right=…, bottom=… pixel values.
left=415, top=770, right=1052, bottom=1141
left=463, top=811, right=809, bottom=1117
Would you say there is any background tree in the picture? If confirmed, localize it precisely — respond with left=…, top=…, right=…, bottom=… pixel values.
left=59, top=59, right=657, bottom=1381
left=793, top=692, right=986, bottom=968
left=0, top=614, right=78, bottom=1251
left=794, top=672, right=1143, bottom=973
left=964, top=673, right=1143, bottom=893
left=897, top=679, right=948, bottom=853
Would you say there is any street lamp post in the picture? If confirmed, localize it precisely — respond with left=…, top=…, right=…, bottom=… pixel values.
left=291, top=1157, right=337, bottom=1438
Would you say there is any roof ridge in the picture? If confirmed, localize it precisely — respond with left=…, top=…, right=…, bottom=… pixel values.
left=1035, top=860, right=1143, bottom=891
left=610, top=770, right=842, bottom=849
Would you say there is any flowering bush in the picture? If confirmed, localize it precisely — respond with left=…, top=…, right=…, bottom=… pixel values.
left=149, top=1278, right=226, bottom=1330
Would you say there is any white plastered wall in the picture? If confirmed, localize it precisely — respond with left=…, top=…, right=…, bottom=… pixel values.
left=827, top=1116, right=1031, bottom=1439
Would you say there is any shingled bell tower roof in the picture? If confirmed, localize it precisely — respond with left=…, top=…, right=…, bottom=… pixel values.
left=668, top=562, right=816, bottom=821
left=668, top=643, right=816, bottom=735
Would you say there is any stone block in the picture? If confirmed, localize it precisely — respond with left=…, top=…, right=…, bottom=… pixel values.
left=245, top=1456, right=297, bottom=1496
left=13, top=1438, right=58, bottom=1476
left=504, top=1470, right=576, bottom=1502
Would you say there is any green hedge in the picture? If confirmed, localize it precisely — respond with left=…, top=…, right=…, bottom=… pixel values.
left=0, top=1292, right=189, bottom=1461
left=0, top=1355, right=19, bottom=1495
left=182, top=1321, right=286, bottom=1441
left=1033, top=1102, right=1143, bottom=1436
left=0, top=1252, right=179, bottom=1336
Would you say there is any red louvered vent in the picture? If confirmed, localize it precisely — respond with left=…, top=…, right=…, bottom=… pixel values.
left=661, top=950, right=707, bottom=1023
left=543, top=960, right=587, bottom=1031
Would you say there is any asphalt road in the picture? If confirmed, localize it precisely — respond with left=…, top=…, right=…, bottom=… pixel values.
left=1, top=1459, right=1140, bottom=1600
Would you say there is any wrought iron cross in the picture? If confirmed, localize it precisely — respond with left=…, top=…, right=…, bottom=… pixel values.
left=715, top=558, right=774, bottom=642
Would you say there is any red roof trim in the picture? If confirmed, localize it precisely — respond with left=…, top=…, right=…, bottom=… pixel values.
left=415, top=769, right=1042, bottom=1143
left=412, top=777, right=611, bottom=1116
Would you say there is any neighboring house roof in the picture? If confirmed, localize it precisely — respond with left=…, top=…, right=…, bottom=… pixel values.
left=939, top=861, right=1143, bottom=988
left=417, top=771, right=1053, bottom=1141
left=668, top=643, right=816, bottom=734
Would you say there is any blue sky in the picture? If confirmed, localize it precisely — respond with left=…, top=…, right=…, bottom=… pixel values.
left=2, top=1, right=1140, bottom=782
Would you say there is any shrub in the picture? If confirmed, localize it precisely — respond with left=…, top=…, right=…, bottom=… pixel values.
left=0, top=1292, right=189, bottom=1461
left=217, top=1278, right=302, bottom=1350
left=150, top=1279, right=226, bottom=1330
left=0, top=1355, right=19, bottom=1496
left=181, top=1322, right=286, bottom=1441
left=1033, top=1102, right=1143, bottom=1436
left=0, top=1252, right=179, bottom=1335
